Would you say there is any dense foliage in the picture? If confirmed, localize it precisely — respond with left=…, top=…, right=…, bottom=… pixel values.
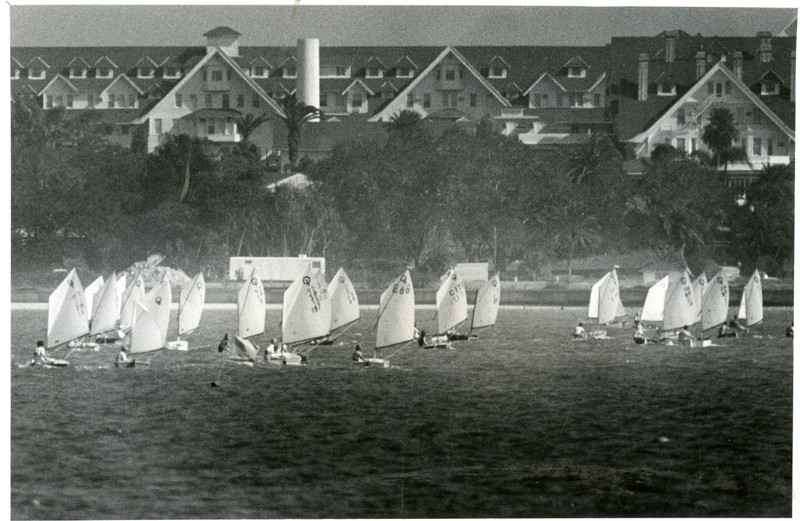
left=10, top=99, right=794, bottom=280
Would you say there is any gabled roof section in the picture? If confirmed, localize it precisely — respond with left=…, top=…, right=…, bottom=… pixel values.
left=562, top=55, right=590, bottom=69
left=249, top=55, right=273, bottom=68
left=364, top=55, right=386, bottom=68
left=135, top=56, right=159, bottom=68
left=393, top=55, right=418, bottom=69
left=341, top=79, right=375, bottom=96
left=11, top=57, right=24, bottom=69
left=522, top=72, right=567, bottom=95
left=380, top=81, right=398, bottom=92
left=204, top=26, right=241, bottom=38
left=587, top=72, right=607, bottom=92
left=278, top=55, right=297, bottom=67
left=159, top=55, right=183, bottom=67
left=93, top=56, right=118, bottom=69
left=369, top=46, right=511, bottom=122
left=66, top=56, right=91, bottom=68
left=757, top=70, right=785, bottom=85
left=777, top=15, right=796, bottom=37
left=503, top=81, right=524, bottom=94
left=37, top=74, right=79, bottom=95
left=278, top=82, right=296, bottom=95
left=145, top=83, right=165, bottom=96
left=101, top=73, right=144, bottom=95
left=488, top=55, right=511, bottom=68
left=629, top=61, right=795, bottom=143
left=28, top=56, right=50, bottom=69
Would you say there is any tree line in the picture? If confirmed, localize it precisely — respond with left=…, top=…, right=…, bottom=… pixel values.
left=10, top=94, right=794, bottom=283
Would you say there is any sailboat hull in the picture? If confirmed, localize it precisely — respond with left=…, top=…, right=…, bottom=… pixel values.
left=354, top=358, right=389, bottom=368
left=166, top=341, right=189, bottom=351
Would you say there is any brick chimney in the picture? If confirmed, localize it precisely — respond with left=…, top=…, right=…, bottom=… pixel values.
left=733, top=51, right=743, bottom=81
left=792, top=50, right=796, bottom=102
left=638, top=53, right=649, bottom=101
left=757, top=31, right=773, bottom=63
left=664, top=31, right=677, bottom=63
left=695, top=50, right=706, bottom=80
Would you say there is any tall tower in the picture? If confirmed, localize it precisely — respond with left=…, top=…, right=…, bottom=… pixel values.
left=297, top=38, right=320, bottom=115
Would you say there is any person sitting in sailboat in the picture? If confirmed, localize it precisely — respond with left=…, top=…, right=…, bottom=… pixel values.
left=573, top=323, right=587, bottom=340
left=31, top=341, right=49, bottom=366
left=416, top=329, right=429, bottom=347
left=264, top=338, right=277, bottom=361
left=678, top=325, right=695, bottom=346
left=352, top=344, right=367, bottom=363
left=115, top=346, right=130, bottom=368
left=633, top=323, right=647, bottom=345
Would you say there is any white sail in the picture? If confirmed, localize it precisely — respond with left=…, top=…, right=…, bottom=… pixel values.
left=237, top=270, right=266, bottom=339
left=119, top=273, right=145, bottom=331
left=587, top=272, right=608, bottom=320
left=282, top=266, right=329, bottom=344
left=115, top=273, right=127, bottom=315
left=597, top=269, right=625, bottom=324
left=144, top=276, right=172, bottom=344
left=663, top=270, right=696, bottom=332
left=313, top=269, right=332, bottom=335
left=229, top=336, right=259, bottom=366
left=471, top=273, right=501, bottom=331
left=701, top=271, right=729, bottom=332
left=84, top=276, right=104, bottom=320
left=640, top=275, right=669, bottom=323
left=737, top=292, right=747, bottom=321
left=691, top=273, right=708, bottom=324
left=376, top=270, right=415, bottom=349
left=436, top=268, right=468, bottom=334
left=328, top=267, right=360, bottom=331
left=741, top=270, right=764, bottom=327
left=129, top=301, right=165, bottom=354
left=178, top=273, right=206, bottom=336
left=90, top=273, right=120, bottom=335
left=47, top=268, right=90, bottom=348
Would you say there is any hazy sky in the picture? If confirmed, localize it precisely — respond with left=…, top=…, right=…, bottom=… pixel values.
left=9, top=4, right=797, bottom=48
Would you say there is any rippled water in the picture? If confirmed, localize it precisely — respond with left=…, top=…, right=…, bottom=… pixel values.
left=10, top=306, right=793, bottom=518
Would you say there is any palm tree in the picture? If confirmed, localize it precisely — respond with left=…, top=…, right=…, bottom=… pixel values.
left=278, top=94, right=323, bottom=170
left=550, top=200, right=602, bottom=280
left=701, top=108, right=741, bottom=171
left=235, top=113, right=270, bottom=144
left=566, top=133, right=621, bottom=184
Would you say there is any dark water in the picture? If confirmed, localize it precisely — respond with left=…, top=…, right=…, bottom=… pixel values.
left=10, top=306, right=793, bottom=519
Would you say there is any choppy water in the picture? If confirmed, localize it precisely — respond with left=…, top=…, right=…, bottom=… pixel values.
left=10, top=306, right=793, bottom=518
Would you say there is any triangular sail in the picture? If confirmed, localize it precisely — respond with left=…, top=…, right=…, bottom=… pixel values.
left=691, top=273, right=708, bottom=324
left=90, top=273, right=120, bottom=335
left=471, top=273, right=501, bottom=331
left=144, top=276, right=172, bottom=344
left=237, top=270, right=266, bottom=339
left=640, top=275, right=669, bottom=323
left=436, top=268, right=468, bottom=334
left=47, top=268, right=90, bottom=348
left=663, top=270, right=696, bottom=332
left=129, top=301, right=164, bottom=354
left=115, top=273, right=127, bottom=315
left=328, top=267, right=360, bottom=331
left=84, top=276, right=104, bottom=320
left=598, top=269, right=625, bottom=324
left=376, top=269, right=415, bottom=349
left=282, top=266, right=329, bottom=345
left=701, top=271, right=729, bottom=332
left=313, top=269, right=332, bottom=335
left=119, top=273, right=145, bottom=331
left=741, top=270, right=764, bottom=327
left=178, top=273, right=206, bottom=336
left=587, top=273, right=608, bottom=320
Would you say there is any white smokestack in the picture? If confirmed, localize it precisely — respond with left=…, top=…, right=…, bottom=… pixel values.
left=297, top=38, right=320, bottom=118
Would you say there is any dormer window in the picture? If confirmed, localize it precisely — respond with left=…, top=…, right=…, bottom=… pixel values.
left=138, top=67, right=155, bottom=79
left=96, top=67, right=113, bottom=79
left=69, top=67, right=87, bottom=79
left=568, top=67, right=587, bottom=78
left=657, top=83, right=676, bottom=96
left=366, top=66, right=383, bottom=78
left=28, top=68, right=45, bottom=80
left=320, top=66, right=349, bottom=78
left=12, top=68, right=20, bottom=80
left=396, top=67, right=413, bottom=78
left=283, top=66, right=296, bottom=78
left=488, top=66, right=507, bottom=79
left=163, top=67, right=181, bottom=79
left=760, top=81, right=780, bottom=96
left=251, top=66, right=269, bottom=78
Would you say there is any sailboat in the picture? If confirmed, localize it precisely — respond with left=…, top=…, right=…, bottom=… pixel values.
left=119, top=272, right=145, bottom=332
left=691, top=273, right=708, bottom=325
left=89, top=272, right=121, bottom=342
left=737, top=269, right=764, bottom=329
left=166, top=273, right=206, bottom=351
left=143, top=274, right=172, bottom=346
left=123, top=300, right=165, bottom=368
left=44, top=268, right=90, bottom=366
left=314, top=267, right=361, bottom=346
left=466, top=273, right=502, bottom=338
left=84, top=275, right=104, bottom=321
left=691, top=271, right=729, bottom=346
left=640, top=270, right=696, bottom=341
left=276, top=266, right=328, bottom=365
left=587, top=268, right=626, bottom=338
left=230, top=269, right=267, bottom=364
left=370, top=269, right=417, bottom=367
left=428, top=268, right=467, bottom=346
left=115, top=273, right=127, bottom=316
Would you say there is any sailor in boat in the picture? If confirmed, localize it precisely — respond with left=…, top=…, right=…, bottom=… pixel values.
left=115, top=345, right=131, bottom=368
left=573, top=322, right=587, bottom=340
left=633, top=323, right=648, bottom=345
left=786, top=322, right=794, bottom=338
left=416, top=329, right=429, bottom=347
left=678, top=325, right=695, bottom=346
left=446, top=328, right=476, bottom=341
left=718, top=316, right=746, bottom=338
left=352, top=344, right=367, bottom=363
left=633, top=312, right=641, bottom=326
left=264, top=338, right=277, bottom=361
left=31, top=341, right=48, bottom=366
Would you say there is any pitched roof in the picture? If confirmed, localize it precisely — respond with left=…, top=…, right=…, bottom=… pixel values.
left=341, top=79, right=375, bottom=96
left=66, top=56, right=91, bottom=68
left=38, top=74, right=79, bottom=95
left=562, top=55, right=590, bottom=69
left=101, top=74, right=144, bottom=95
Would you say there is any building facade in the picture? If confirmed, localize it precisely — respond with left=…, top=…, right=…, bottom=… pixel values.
left=10, top=25, right=795, bottom=173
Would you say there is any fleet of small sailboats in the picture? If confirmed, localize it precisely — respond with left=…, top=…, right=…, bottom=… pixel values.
left=640, top=269, right=696, bottom=337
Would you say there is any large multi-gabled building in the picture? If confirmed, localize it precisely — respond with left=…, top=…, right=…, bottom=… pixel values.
left=10, top=25, right=795, bottom=174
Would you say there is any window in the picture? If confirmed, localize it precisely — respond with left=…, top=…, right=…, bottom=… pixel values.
left=459, top=68, right=465, bottom=80
left=129, top=95, right=137, bottom=108
left=253, top=95, right=260, bottom=108
left=752, top=137, right=762, bottom=156
left=725, top=81, right=732, bottom=94
left=568, top=67, right=586, bottom=78
left=677, top=108, right=686, bottom=125
left=435, top=70, right=441, bottom=81
left=70, top=67, right=86, bottom=79
left=396, top=67, right=412, bottom=78
left=283, top=66, right=296, bottom=78
left=423, top=93, right=431, bottom=108
left=657, top=83, right=676, bottom=96
left=676, top=137, right=686, bottom=151
left=556, top=94, right=564, bottom=107
left=569, top=93, right=583, bottom=107
left=406, top=94, right=414, bottom=108
left=207, top=120, right=215, bottom=135
left=45, top=95, right=53, bottom=109
left=707, top=82, right=714, bottom=95
left=715, top=83, right=723, bottom=98
left=752, top=108, right=762, bottom=124
left=760, top=82, right=780, bottom=96
left=87, top=95, right=94, bottom=108
left=351, top=94, right=363, bottom=110
left=593, top=93, right=601, bottom=106
left=121, top=126, right=129, bottom=135
left=154, top=119, right=162, bottom=134
left=138, top=67, right=154, bottom=78
left=205, top=93, right=212, bottom=108
left=163, top=67, right=180, bottom=79
left=470, top=93, right=477, bottom=108
left=189, top=94, right=197, bottom=109
left=211, top=70, right=223, bottom=81
left=366, top=66, right=382, bottom=78
left=227, top=70, right=232, bottom=81
left=336, top=66, right=347, bottom=76
left=54, top=95, right=63, bottom=107
left=445, top=69, right=456, bottom=81
left=96, top=67, right=113, bottom=79
left=29, top=68, right=45, bottom=80
left=237, top=94, right=244, bottom=108
left=767, top=137, right=773, bottom=155
left=66, top=95, right=73, bottom=108
left=225, top=119, right=233, bottom=135
left=108, top=94, right=115, bottom=108
left=533, top=94, right=541, bottom=107
left=175, top=94, right=182, bottom=108
left=252, top=66, right=267, bottom=78
left=542, top=94, right=549, bottom=106
left=12, top=68, right=20, bottom=80
left=488, top=67, right=506, bottom=78
left=202, top=70, right=207, bottom=81
left=690, top=138, right=697, bottom=153
left=222, top=94, right=230, bottom=109
left=320, top=94, right=328, bottom=108
left=442, top=92, right=457, bottom=108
